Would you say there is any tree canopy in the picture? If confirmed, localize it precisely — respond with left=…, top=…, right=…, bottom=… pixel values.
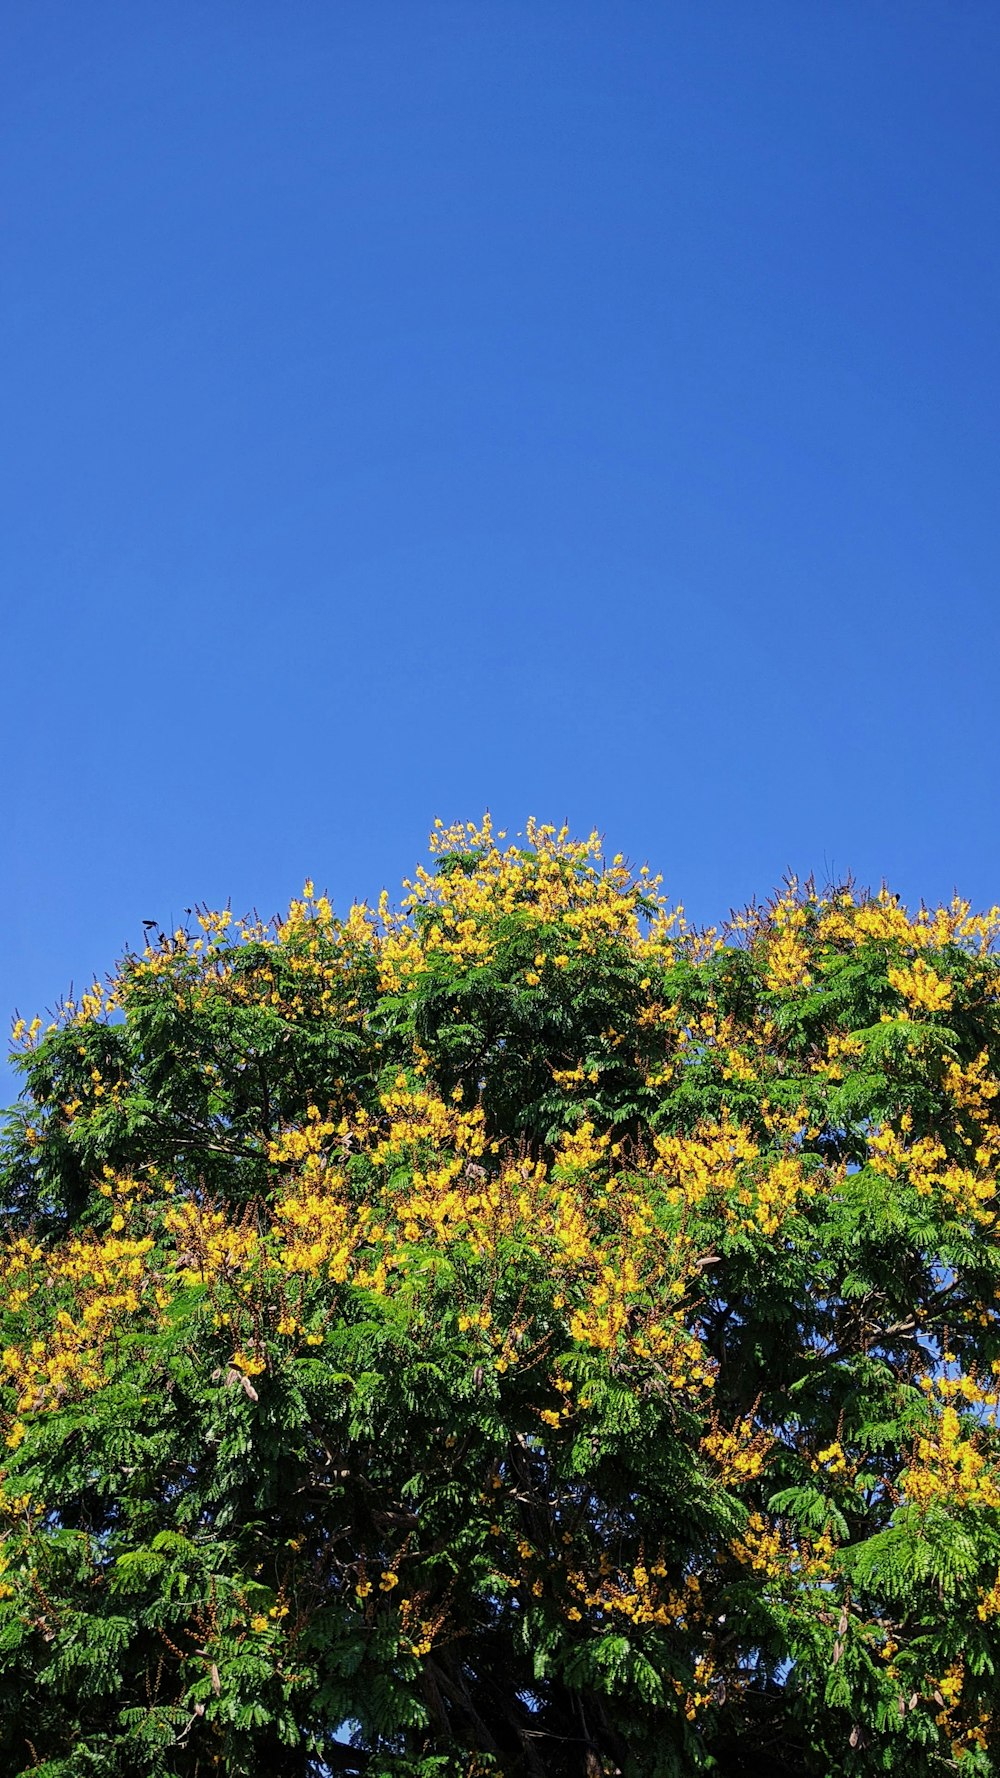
left=3, top=816, right=1000, bottom=1776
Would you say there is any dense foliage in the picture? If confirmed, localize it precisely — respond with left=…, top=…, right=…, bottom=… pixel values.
left=3, top=817, right=1000, bottom=1776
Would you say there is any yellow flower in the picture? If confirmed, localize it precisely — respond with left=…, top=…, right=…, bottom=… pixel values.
left=232, top=1352, right=266, bottom=1377
left=887, top=956, right=953, bottom=1013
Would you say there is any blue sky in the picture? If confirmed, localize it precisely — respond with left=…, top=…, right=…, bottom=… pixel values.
left=3, top=1, right=999, bottom=1071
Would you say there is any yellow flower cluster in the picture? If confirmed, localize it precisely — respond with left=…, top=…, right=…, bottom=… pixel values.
left=702, top=1416, right=774, bottom=1483
left=729, top=1512, right=787, bottom=1577
left=0, top=1231, right=158, bottom=1413
left=868, top=1115, right=998, bottom=1225
left=652, top=1115, right=818, bottom=1240
left=887, top=956, right=954, bottom=1014
left=813, top=1440, right=850, bottom=1477
left=945, top=1049, right=1000, bottom=1117
left=763, top=887, right=813, bottom=993
left=819, top=888, right=1000, bottom=954
left=562, top=1558, right=703, bottom=1632
left=376, top=815, right=680, bottom=994
left=976, top=1570, right=1000, bottom=1623
left=899, top=1404, right=1000, bottom=1511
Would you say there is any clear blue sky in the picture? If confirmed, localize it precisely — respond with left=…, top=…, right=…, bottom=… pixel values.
left=3, top=1, right=1000, bottom=1064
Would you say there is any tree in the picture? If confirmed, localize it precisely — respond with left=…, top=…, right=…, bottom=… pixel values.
left=2, top=816, right=1000, bottom=1776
